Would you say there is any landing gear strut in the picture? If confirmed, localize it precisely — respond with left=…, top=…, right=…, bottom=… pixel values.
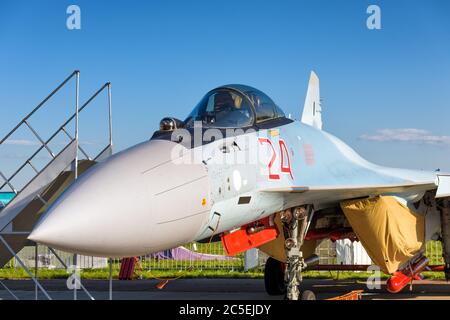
left=281, top=206, right=315, bottom=300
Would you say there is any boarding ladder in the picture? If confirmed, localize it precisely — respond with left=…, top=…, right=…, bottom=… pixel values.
left=0, top=71, right=113, bottom=287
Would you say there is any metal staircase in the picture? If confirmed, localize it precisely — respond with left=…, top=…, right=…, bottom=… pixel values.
left=0, top=70, right=113, bottom=299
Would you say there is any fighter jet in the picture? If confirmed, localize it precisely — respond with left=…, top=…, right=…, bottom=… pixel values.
left=29, top=72, right=450, bottom=300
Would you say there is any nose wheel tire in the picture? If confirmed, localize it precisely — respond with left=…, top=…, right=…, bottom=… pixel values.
left=264, top=257, right=286, bottom=295
left=301, top=290, right=316, bottom=300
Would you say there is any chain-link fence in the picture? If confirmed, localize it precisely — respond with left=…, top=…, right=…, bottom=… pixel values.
left=425, top=240, right=444, bottom=265
left=5, top=240, right=445, bottom=272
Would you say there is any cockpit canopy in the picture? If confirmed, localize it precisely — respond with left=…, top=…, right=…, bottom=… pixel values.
left=184, top=85, right=286, bottom=128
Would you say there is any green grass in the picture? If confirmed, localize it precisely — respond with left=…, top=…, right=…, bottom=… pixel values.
left=0, top=267, right=261, bottom=280
left=0, top=267, right=445, bottom=281
left=139, top=259, right=243, bottom=269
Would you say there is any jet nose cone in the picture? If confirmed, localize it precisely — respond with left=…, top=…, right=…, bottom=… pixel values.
left=29, top=140, right=211, bottom=257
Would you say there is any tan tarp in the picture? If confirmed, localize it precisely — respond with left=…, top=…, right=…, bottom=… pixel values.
left=258, top=213, right=317, bottom=263
left=340, top=196, right=425, bottom=274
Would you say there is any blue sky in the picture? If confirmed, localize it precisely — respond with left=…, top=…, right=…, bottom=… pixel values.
left=1, top=0, right=450, bottom=182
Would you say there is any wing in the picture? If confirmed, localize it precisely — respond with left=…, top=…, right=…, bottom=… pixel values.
left=262, top=181, right=438, bottom=204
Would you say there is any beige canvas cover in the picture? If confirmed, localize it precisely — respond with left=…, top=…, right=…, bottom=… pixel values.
left=340, top=196, right=425, bottom=274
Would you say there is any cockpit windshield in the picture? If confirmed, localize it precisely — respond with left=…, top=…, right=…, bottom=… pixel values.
left=237, top=86, right=286, bottom=123
left=184, top=89, right=254, bottom=128
left=184, top=85, right=286, bottom=129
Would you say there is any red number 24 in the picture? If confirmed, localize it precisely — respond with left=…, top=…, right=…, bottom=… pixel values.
left=258, top=138, right=294, bottom=181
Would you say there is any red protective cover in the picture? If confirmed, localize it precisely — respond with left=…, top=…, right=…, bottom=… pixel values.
left=387, top=271, right=412, bottom=293
left=221, top=217, right=278, bottom=256
left=387, top=256, right=428, bottom=293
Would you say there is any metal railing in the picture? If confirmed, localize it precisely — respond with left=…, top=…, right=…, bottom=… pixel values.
left=0, top=71, right=113, bottom=196
left=0, top=70, right=113, bottom=300
left=0, top=71, right=79, bottom=194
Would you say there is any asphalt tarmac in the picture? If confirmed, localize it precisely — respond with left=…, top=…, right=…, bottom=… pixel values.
left=0, top=278, right=449, bottom=300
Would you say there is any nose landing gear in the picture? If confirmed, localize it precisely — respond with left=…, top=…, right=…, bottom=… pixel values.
left=263, top=206, right=316, bottom=300
left=284, top=206, right=314, bottom=300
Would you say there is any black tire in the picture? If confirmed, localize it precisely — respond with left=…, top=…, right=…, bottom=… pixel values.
left=264, top=257, right=286, bottom=295
left=301, top=290, right=316, bottom=300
